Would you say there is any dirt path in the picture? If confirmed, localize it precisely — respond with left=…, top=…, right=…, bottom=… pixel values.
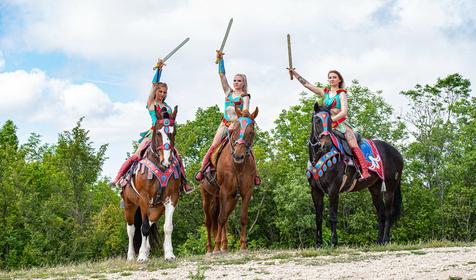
left=106, top=246, right=476, bottom=280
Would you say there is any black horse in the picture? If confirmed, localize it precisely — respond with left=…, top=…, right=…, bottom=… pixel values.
left=308, top=103, right=403, bottom=246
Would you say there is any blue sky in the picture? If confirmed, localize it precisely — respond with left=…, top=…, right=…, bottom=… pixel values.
left=1, top=0, right=475, bottom=179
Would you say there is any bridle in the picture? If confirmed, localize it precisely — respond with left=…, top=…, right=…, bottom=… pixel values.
left=309, top=111, right=332, bottom=162
left=230, top=117, right=254, bottom=160
left=150, top=118, right=175, bottom=162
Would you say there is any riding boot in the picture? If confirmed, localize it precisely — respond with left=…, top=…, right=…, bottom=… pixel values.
left=111, top=154, right=140, bottom=186
left=174, top=148, right=195, bottom=193
left=195, top=144, right=218, bottom=181
left=351, top=147, right=371, bottom=180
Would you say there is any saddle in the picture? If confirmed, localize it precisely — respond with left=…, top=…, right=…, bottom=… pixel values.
left=204, top=136, right=230, bottom=186
left=332, top=130, right=362, bottom=158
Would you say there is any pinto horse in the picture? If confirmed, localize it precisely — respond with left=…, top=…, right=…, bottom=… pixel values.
left=308, top=103, right=403, bottom=246
left=200, top=107, right=259, bottom=254
left=121, top=106, right=181, bottom=262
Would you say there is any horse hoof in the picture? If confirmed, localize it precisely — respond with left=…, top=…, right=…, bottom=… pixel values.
left=165, top=254, right=176, bottom=261
left=137, top=257, right=148, bottom=263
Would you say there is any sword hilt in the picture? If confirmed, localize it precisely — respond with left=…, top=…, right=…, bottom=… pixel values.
left=215, top=50, right=224, bottom=65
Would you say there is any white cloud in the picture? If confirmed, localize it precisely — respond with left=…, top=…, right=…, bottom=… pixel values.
left=1, top=0, right=475, bottom=178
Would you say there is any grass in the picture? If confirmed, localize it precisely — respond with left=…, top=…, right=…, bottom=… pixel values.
left=1, top=241, right=474, bottom=279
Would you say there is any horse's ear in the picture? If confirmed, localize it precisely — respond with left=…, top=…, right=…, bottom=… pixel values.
left=235, top=105, right=243, bottom=117
left=170, top=105, right=178, bottom=120
left=250, top=107, right=259, bottom=120
left=313, top=102, right=320, bottom=113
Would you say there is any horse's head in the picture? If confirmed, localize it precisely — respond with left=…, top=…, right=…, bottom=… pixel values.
left=230, top=106, right=259, bottom=164
left=310, top=102, right=333, bottom=154
left=151, top=105, right=178, bottom=167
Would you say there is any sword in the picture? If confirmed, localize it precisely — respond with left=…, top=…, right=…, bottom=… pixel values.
left=215, top=18, right=233, bottom=64
left=287, top=34, right=293, bottom=80
left=154, top=37, right=190, bottom=70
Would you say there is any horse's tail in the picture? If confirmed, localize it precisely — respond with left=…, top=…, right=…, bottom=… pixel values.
left=391, top=180, right=403, bottom=225
left=133, top=207, right=142, bottom=254
left=381, top=140, right=404, bottom=225
left=148, top=223, right=160, bottom=251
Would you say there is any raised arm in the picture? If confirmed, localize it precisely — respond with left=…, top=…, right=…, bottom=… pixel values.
left=148, top=59, right=165, bottom=109
left=288, top=69, right=324, bottom=97
left=217, top=51, right=232, bottom=94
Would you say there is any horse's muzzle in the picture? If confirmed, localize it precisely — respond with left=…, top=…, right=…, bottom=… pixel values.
left=232, top=152, right=245, bottom=163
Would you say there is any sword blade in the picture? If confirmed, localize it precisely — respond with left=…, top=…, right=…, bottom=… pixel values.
left=163, top=37, right=190, bottom=62
left=219, top=18, right=233, bottom=52
left=287, top=34, right=293, bottom=80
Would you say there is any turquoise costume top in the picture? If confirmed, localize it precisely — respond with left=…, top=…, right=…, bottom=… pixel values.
left=148, top=102, right=172, bottom=126
left=218, top=57, right=249, bottom=122
left=323, top=88, right=347, bottom=109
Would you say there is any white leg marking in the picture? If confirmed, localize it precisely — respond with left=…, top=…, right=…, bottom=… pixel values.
left=126, top=224, right=135, bottom=261
left=137, top=232, right=150, bottom=262
left=163, top=198, right=176, bottom=260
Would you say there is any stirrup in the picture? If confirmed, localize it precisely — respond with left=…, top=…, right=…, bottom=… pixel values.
left=183, top=184, right=195, bottom=194
left=195, top=171, right=204, bottom=182
left=254, top=176, right=261, bottom=186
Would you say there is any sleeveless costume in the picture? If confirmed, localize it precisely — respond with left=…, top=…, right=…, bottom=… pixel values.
left=195, top=57, right=260, bottom=185
left=112, top=66, right=193, bottom=193
left=322, top=88, right=370, bottom=179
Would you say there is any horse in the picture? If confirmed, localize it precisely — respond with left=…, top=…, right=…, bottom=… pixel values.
left=308, top=103, right=403, bottom=246
left=121, top=106, right=181, bottom=262
left=200, top=107, right=259, bottom=254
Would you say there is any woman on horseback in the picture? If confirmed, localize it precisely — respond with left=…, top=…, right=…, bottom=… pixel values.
left=288, top=69, right=370, bottom=180
left=111, top=59, right=193, bottom=193
left=195, top=51, right=260, bottom=185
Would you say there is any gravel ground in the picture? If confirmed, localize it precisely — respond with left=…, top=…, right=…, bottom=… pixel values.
left=106, top=246, right=476, bottom=280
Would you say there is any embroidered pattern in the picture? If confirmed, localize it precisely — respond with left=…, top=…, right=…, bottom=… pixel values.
left=306, top=149, right=340, bottom=181
left=139, top=157, right=180, bottom=188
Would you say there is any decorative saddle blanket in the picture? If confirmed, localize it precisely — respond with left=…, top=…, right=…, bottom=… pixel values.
left=134, top=156, right=180, bottom=188
left=359, top=139, right=384, bottom=180
left=309, top=136, right=385, bottom=181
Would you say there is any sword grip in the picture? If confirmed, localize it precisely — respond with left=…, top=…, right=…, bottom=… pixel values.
left=290, top=71, right=293, bottom=80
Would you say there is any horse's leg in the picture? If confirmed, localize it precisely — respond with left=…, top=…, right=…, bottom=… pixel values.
left=368, top=182, right=385, bottom=244
left=124, top=202, right=138, bottom=261
left=328, top=187, right=339, bottom=246
left=221, top=223, right=228, bottom=252
left=239, top=193, right=252, bottom=251
left=201, top=185, right=214, bottom=254
left=137, top=194, right=151, bottom=262
left=311, top=184, right=324, bottom=248
left=163, top=197, right=176, bottom=260
left=214, top=191, right=236, bottom=253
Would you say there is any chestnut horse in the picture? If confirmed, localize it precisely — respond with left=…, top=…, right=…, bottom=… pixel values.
left=309, top=103, right=403, bottom=246
left=121, top=106, right=181, bottom=262
left=200, top=107, right=259, bottom=254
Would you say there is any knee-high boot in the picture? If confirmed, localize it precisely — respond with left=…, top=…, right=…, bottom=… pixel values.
left=351, top=147, right=371, bottom=180
left=111, top=154, right=140, bottom=185
left=195, top=144, right=218, bottom=181
left=174, top=149, right=194, bottom=193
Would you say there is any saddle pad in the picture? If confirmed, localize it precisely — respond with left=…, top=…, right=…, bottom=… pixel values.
left=211, top=137, right=229, bottom=167
left=359, top=139, right=384, bottom=180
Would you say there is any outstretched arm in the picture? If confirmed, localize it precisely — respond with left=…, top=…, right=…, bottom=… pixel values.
left=148, top=59, right=165, bottom=109
left=288, top=69, right=324, bottom=97
left=217, top=51, right=232, bottom=94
